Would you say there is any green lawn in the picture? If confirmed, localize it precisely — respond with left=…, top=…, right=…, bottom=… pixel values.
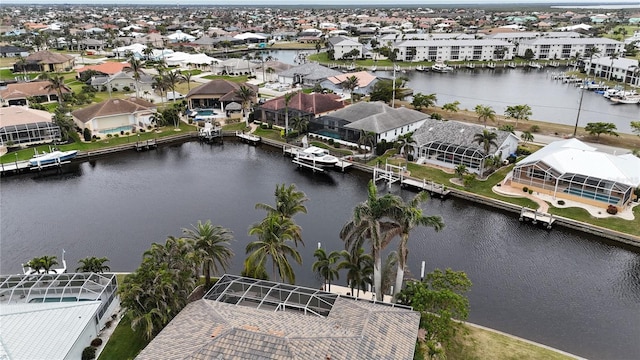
left=253, top=126, right=283, bottom=141
left=98, top=316, right=149, bottom=360
left=222, top=122, right=250, bottom=131
left=548, top=204, right=640, bottom=237
left=309, top=141, right=355, bottom=156
left=201, top=74, right=249, bottom=83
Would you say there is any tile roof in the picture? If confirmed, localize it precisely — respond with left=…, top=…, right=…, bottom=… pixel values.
left=325, top=101, right=428, bottom=134
left=137, top=276, right=420, bottom=360
left=71, top=97, right=156, bottom=123
left=0, top=106, right=52, bottom=127
left=76, top=62, right=131, bottom=75
left=259, top=92, right=344, bottom=114
left=186, top=79, right=258, bottom=102
left=0, top=81, right=71, bottom=100
left=325, top=71, right=377, bottom=87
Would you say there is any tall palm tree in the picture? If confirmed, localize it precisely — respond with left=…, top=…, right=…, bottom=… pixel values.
left=153, top=75, right=168, bottom=103
left=290, top=116, right=309, bottom=135
left=607, top=52, right=620, bottom=81
left=255, top=183, right=308, bottom=221
left=337, top=247, right=373, bottom=297
left=357, top=130, right=376, bottom=155
left=127, top=56, right=144, bottom=98
left=504, top=104, right=532, bottom=129
left=39, top=255, right=59, bottom=273
left=235, top=85, right=256, bottom=126
left=442, top=101, right=460, bottom=113
left=584, top=46, right=600, bottom=76
left=388, top=191, right=444, bottom=295
left=165, top=70, right=183, bottom=103
left=521, top=131, right=534, bottom=144
left=76, top=256, right=111, bottom=273
left=380, top=251, right=398, bottom=296
left=474, top=104, right=496, bottom=128
left=396, top=133, right=416, bottom=168
left=182, top=220, right=235, bottom=288
left=473, top=129, right=499, bottom=156
left=282, top=91, right=296, bottom=135
left=340, top=180, right=402, bottom=300
left=14, top=56, right=28, bottom=79
left=247, top=214, right=303, bottom=284
left=181, top=71, right=194, bottom=92
left=341, top=75, right=359, bottom=103
left=312, top=248, right=340, bottom=291
left=142, top=46, right=154, bottom=61
left=44, top=74, right=67, bottom=104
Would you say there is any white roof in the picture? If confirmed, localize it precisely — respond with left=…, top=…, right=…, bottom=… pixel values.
left=234, top=32, right=266, bottom=40
left=516, top=138, right=640, bottom=187
left=0, top=302, right=101, bottom=359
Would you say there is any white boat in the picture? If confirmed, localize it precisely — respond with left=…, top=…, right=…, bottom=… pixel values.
left=294, top=146, right=339, bottom=167
left=22, top=250, right=67, bottom=275
left=528, top=62, right=543, bottom=69
left=604, top=88, right=637, bottom=99
left=610, top=95, right=640, bottom=104
left=29, top=150, right=78, bottom=167
left=431, top=62, right=453, bottom=73
left=415, top=65, right=427, bottom=72
left=370, top=65, right=377, bottom=72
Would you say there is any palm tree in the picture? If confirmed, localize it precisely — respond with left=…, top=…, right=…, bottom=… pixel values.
left=247, top=214, right=303, bottom=284
left=126, top=56, right=144, bottom=98
left=341, top=75, right=359, bottom=103
left=504, top=104, right=532, bottom=129
left=290, top=116, right=309, bottom=135
left=340, top=180, right=402, bottom=300
left=235, top=85, right=256, bottom=127
left=153, top=75, right=168, bottom=103
left=14, top=56, right=28, bottom=79
left=25, top=257, right=45, bottom=274
left=312, top=248, right=340, bottom=291
left=337, top=248, right=373, bottom=297
left=474, top=129, right=499, bottom=156
left=282, top=91, right=296, bottom=135
left=255, top=183, right=308, bottom=221
left=474, top=105, right=496, bottom=128
left=39, top=255, right=59, bottom=273
left=608, top=52, right=620, bottom=81
left=76, top=256, right=111, bottom=273
left=142, top=46, right=154, bottom=61
left=521, top=131, right=534, bottom=144
left=584, top=46, right=600, bottom=76
left=380, top=251, right=398, bottom=296
left=388, top=191, right=444, bottom=295
left=455, top=164, right=467, bottom=180
left=442, top=101, right=460, bottom=113
left=357, top=130, right=376, bottom=155
left=396, top=133, right=416, bottom=168
left=182, top=220, right=235, bottom=288
left=181, top=71, right=194, bottom=92
left=44, top=74, right=67, bottom=104
left=165, top=70, right=183, bottom=103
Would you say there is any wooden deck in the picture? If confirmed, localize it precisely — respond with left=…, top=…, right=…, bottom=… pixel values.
left=519, top=207, right=556, bottom=229
left=400, top=176, right=451, bottom=197
left=235, top=131, right=261, bottom=145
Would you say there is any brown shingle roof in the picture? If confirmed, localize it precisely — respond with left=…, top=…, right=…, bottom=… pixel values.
left=71, top=98, right=155, bottom=123
left=0, top=81, right=71, bottom=100
left=25, top=50, right=74, bottom=65
left=260, top=92, right=344, bottom=115
left=186, top=79, right=258, bottom=102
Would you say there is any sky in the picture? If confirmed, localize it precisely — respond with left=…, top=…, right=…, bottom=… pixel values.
left=11, top=0, right=640, bottom=5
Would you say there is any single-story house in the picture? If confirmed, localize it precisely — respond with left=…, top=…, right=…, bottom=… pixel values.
left=255, top=92, right=345, bottom=127
left=319, top=71, right=379, bottom=97
left=0, top=106, right=59, bottom=146
left=71, top=97, right=157, bottom=135
left=510, top=138, right=640, bottom=209
left=136, top=274, right=420, bottom=359
left=90, top=70, right=154, bottom=94
left=76, top=62, right=131, bottom=78
left=311, top=101, right=428, bottom=144
left=186, top=79, right=258, bottom=112
left=12, top=50, right=75, bottom=73
left=277, top=63, right=343, bottom=87
left=0, top=45, right=30, bottom=58
left=412, top=119, right=520, bottom=175
left=0, top=81, right=71, bottom=106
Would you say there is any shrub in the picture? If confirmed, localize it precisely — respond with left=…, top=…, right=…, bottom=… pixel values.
left=334, top=142, right=341, bottom=148
left=557, top=200, right=565, bottom=205
left=606, top=205, right=618, bottom=215
left=120, top=130, right=125, bottom=135
left=261, top=124, right=268, bottom=129
left=83, top=128, right=92, bottom=142
left=529, top=125, right=540, bottom=133
left=114, top=134, right=119, bottom=138
left=522, top=187, right=529, bottom=193
left=147, top=125, right=152, bottom=130
left=516, top=146, right=532, bottom=156
left=112, top=87, right=118, bottom=92
left=106, top=134, right=113, bottom=138
left=90, top=338, right=103, bottom=347
left=105, top=320, right=113, bottom=328
left=528, top=189, right=533, bottom=194
left=81, top=346, right=96, bottom=360
left=122, top=86, right=130, bottom=92
left=328, top=138, right=335, bottom=145
left=125, top=132, right=130, bottom=136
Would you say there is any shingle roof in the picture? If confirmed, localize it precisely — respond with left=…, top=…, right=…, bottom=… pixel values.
left=326, top=102, right=428, bottom=134
left=25, top=50, right=74, bottom=64
left=136, top=276, right=420, bottom=360
left=72, top=97, right=155, bottom=123
left=259, top=92, right=344, bottom=114
left=413, top=118, right=518, bottom=155
left=0, top=81, right=71, bottom=100
left=186, top=79, right=258, bottom=101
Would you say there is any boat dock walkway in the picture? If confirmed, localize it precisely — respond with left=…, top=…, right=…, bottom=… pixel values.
left=134, top=139, right=157, bottom=151
left=373, top=162, right=451, bottom=197
left=235, top=131, right=261, bottom=145
left=0, top=160, right=31, bottom=175
left=519, top=207, right=555, bottom=229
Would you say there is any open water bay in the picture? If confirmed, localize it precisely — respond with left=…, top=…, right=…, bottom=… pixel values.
left=1, top=142, right=639, bottom=359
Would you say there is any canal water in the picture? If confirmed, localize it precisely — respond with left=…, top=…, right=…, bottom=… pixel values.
left=262, top=49, right=638, bottom=134
left=1, top=142, right=638, bottom=359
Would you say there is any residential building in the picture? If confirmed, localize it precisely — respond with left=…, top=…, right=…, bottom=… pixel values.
left=186, top=79, right=258, bottom=112
left=412, top=119, right=519, bottom=175
left=0, top=80, right=71, bottom=106
left=255, top=92, right=345, bottom=127
left=585, top=57, right=640, bottom=86
left=136, top=274, right=420, bottom=359
left=327, top=36, right=364, bottom=60
left=311, top=101, right=428, bottom=144
left=394, top=39, right=515, bottom=62
left=277, top=63, right=343, bottom=87
left=319, top=71, right=379, bottom=97
left=13, top=50, right=75, bottom=73
left=510, top=138, right=640, bottom=209
left=516, top=38, right=624, bottom=60
left=0, top=106, right=60, bottom=146
left=0, top=45, right=29, bottom=58
left=0, top=272, right=119, bottom=360
left=71, top=97, right=157, bottom=135
left=90, top=70, right=154, bottom=94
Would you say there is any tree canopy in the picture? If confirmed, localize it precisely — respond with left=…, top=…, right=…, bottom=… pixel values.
left=585, top=122, right=619, bottom=139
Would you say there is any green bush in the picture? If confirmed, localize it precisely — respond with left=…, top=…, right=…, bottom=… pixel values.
left=516, top=146, right=532, bottom=156
left=528, top=189, right=533, bottom=194
left=123, top=86, right=130, bottom=92
left=81, top=346, right=96, bottom=360
left=529, top=125, right=540, bottom=133
left=90, top=338, right=103, bottom=347
left=328, top=138, right=335, bottom=145
left=523, top=187, right=529, bottom=193
left=83, top=128, right=92, bottom=142
left=557, top=200, right=565, bottom=205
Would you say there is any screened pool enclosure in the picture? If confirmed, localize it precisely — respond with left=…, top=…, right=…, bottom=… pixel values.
left=0, top=121, right=60, bottom=146
left=416, top=141, right=488, bottom=174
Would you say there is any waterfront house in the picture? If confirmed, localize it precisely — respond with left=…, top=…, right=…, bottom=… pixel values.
left=90, top=69, right=154, bottom=94
left=311, top=101, right=428, bottom=144
left=0, top=272, right=119, bottom=360
left=0, top=106, right=60, bottom=147
left=12, top=50, right=74, bottom=73
left=277, top=63, right=343, bottom=87
left=412, top=119, right=519, bottom=176
left=76, top=61, right=131, bottom=78
left=319, top=71, right=379, bottom=98
left=0, top=80, right=71, bottom=106
left=185, top=79, right=258, bottom=112
left=510, top=138, right=640, bottom=210
left=71, top=97, right=156, bottom=136
left=255, top=92, right=345, bottom=127
left=327, top=36, right=364, bottom=60
left=136, top=274, right=420, bottom=360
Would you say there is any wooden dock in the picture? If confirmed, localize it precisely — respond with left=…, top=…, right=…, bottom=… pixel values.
left=135, top=139, right=157, bottom=151
left=235, top=131, right=261, bottom=145
left=0, top=160, right=31, bottom=175
left=519, top=207, right=555, bottom=229
left=400, top=175, right=451, bottom=197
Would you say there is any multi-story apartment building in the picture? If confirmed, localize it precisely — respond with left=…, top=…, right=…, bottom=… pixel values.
left=516, top=38, right=624, bottom=60
left=394, top=39, right=515, bottom=62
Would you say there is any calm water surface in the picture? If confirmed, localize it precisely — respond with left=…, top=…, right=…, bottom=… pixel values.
left=1, top=142, right=639, bottom=359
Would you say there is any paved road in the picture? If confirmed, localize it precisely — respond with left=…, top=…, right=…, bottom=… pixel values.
left=516, top=131, right=634, bottom=154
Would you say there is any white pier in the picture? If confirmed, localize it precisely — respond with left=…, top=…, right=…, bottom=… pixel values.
left=235, top=131, right=261, bottom=145
left=519, top=207, right=555, bottom=229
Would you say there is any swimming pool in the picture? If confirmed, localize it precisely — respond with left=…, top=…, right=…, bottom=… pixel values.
left=564, top=188, right=620, bottom=204
left=101, top=125, right=134, bottom=134
left=313, top=130, right=341, bottom=139
left=196, top=109, right=216, bottom=116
